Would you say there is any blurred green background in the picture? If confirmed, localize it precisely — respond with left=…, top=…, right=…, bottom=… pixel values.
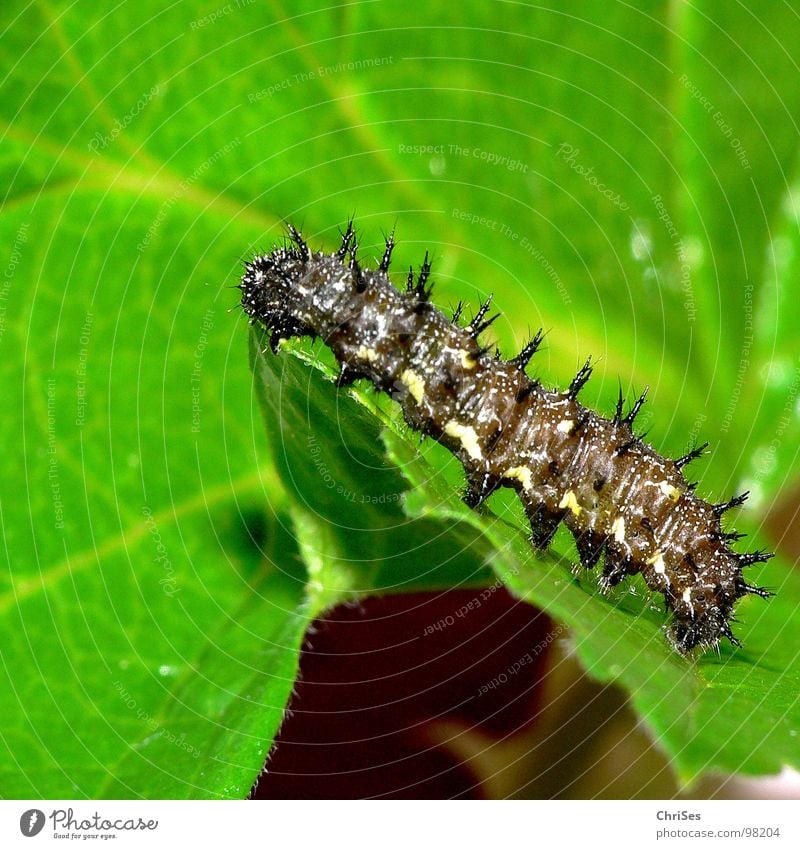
left=1, top=1, right=799, bottom=799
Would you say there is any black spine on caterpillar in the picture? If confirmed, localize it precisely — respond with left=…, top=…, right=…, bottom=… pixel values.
left=239, top=223, right=773, bottom=654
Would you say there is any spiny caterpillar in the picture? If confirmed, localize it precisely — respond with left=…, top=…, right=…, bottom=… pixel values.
left=239, top=222, right=772, bottom=654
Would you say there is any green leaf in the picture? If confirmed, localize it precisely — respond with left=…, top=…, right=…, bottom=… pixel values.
left=3, top=0, right=799, bottom=799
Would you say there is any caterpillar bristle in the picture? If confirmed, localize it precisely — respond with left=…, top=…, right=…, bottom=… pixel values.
left=714, top=491, right=749, bottom=515
left=676, top=441, right=709, bottom=469
left=738, top=550, right=774, bottom=567
left=568, top=358, right=593, bottom=400
left=380, top=229, right=396, bottom=272
left=513, top=329, right=545, bottom=371
left=471, top=312, right=500, bottom=339
left=337, top=220, right=355, bottom=258
left=286, top=223, right=309, bottom=261
left=623, top=387, right=648, bottom=426
left=469, top=295, right=494, bottom=335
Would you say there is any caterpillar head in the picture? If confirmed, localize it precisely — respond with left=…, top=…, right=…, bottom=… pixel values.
left=240, top=245, right=322, bottom=352
left=240, top=246, right=307, bottom=321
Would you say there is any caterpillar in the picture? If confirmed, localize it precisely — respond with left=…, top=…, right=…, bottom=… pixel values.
left=239, top=222, right=772, bottom=654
